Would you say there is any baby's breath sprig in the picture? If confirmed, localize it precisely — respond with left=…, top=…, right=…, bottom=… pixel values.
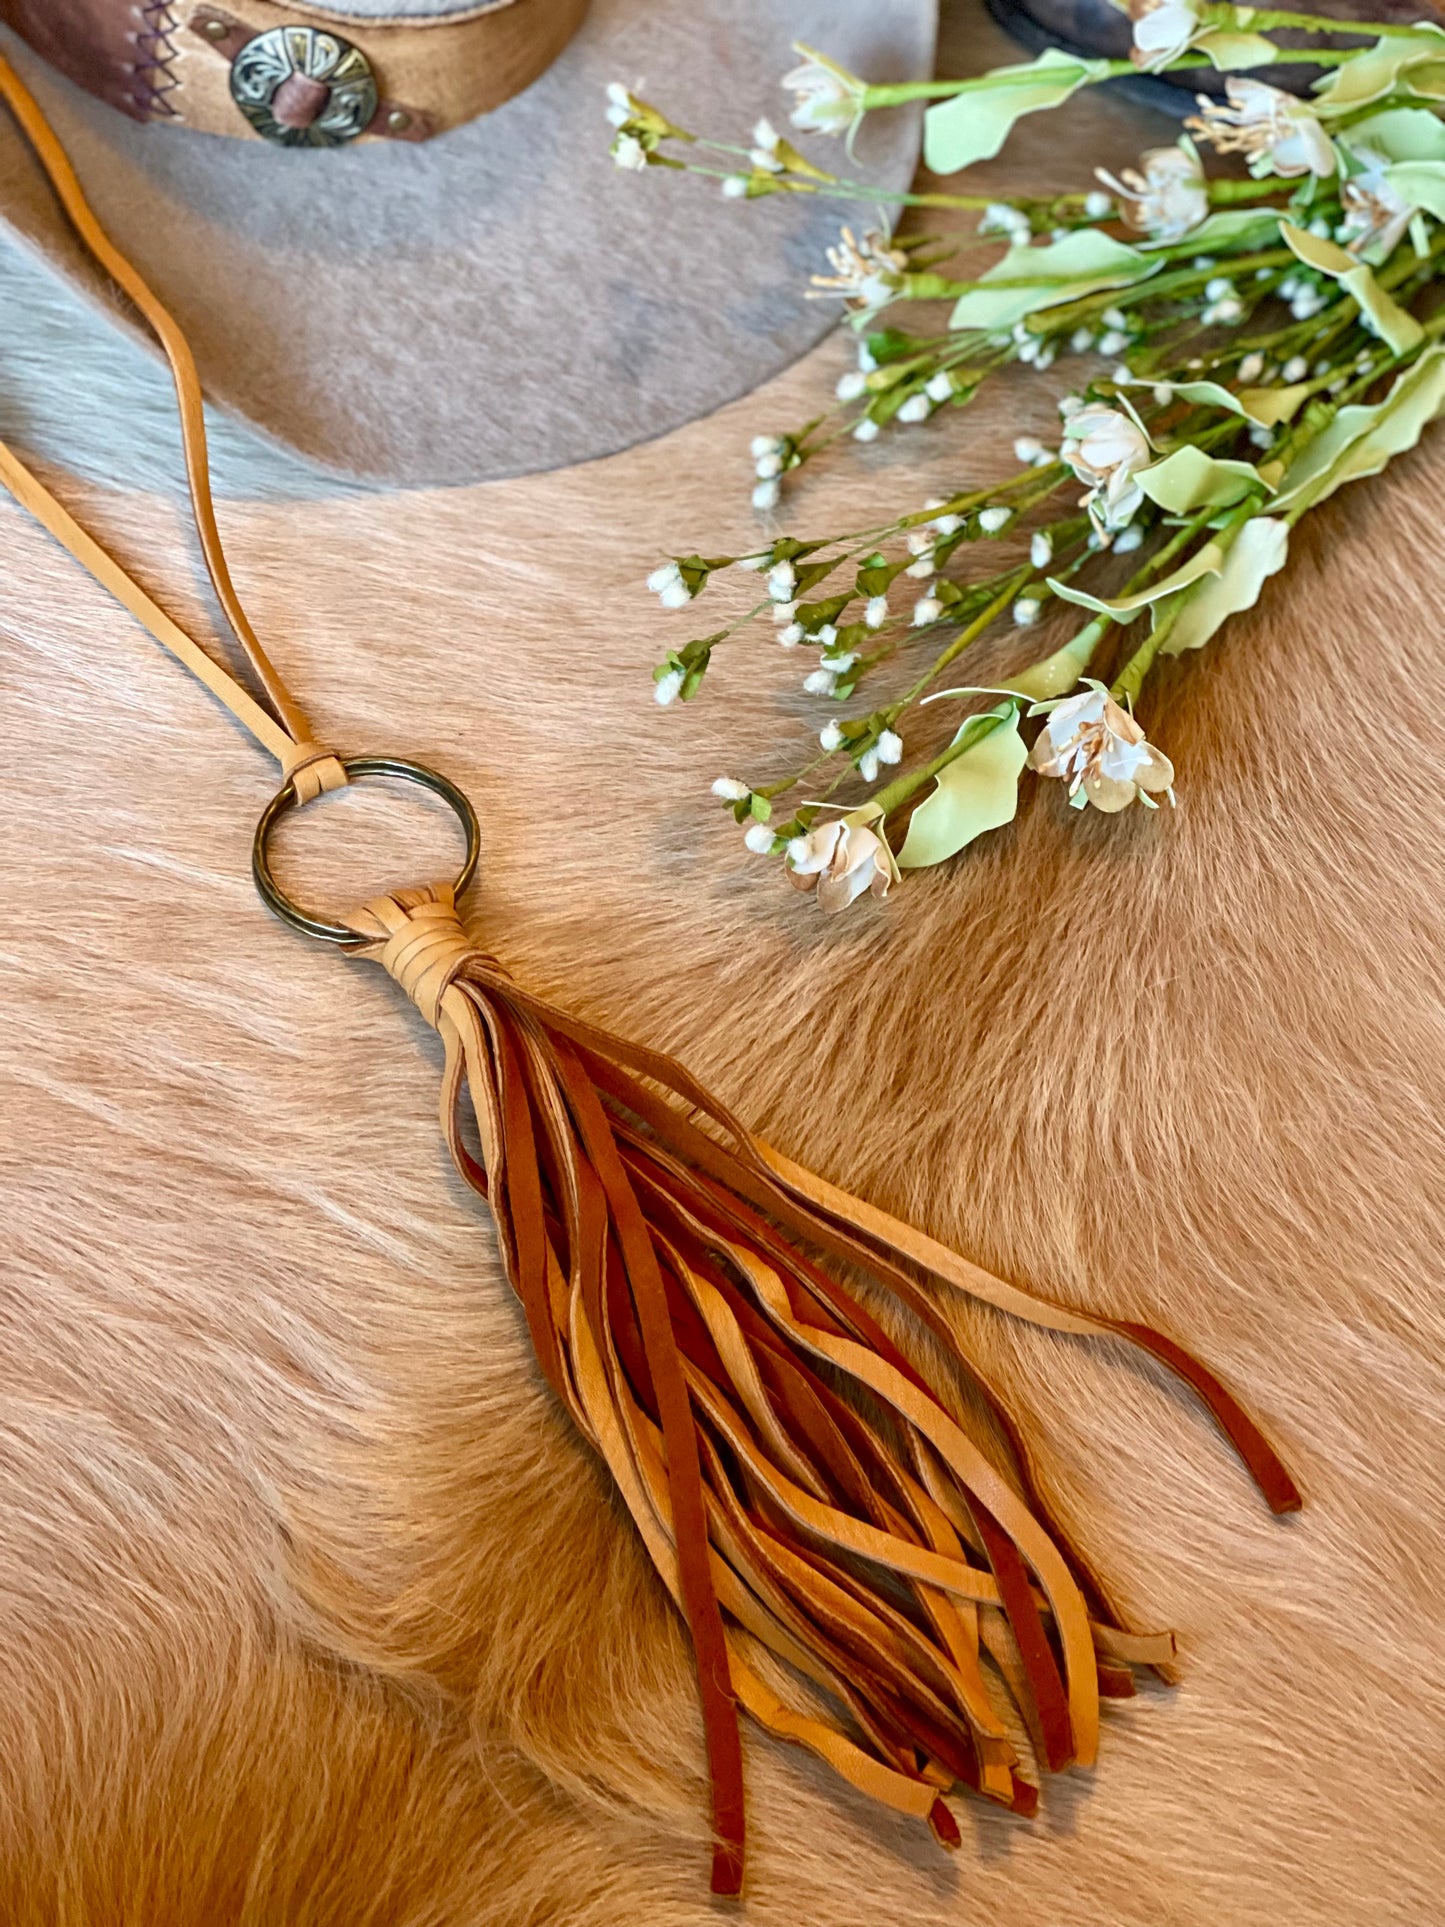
left=615, top=8, right=1445, bottom=911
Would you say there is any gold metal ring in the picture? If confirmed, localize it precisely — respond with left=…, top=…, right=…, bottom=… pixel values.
left=252, top=755, right=480, bottom=945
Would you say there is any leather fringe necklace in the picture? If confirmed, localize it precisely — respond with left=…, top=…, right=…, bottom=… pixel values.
left=0, top=52, right=1300, bottom=1897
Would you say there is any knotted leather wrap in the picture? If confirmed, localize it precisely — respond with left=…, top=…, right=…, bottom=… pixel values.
left=343, top=882, right=1300, bottom=1894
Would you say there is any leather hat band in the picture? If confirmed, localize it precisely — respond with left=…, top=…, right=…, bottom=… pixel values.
left=0, top=0, right=588, bottom=145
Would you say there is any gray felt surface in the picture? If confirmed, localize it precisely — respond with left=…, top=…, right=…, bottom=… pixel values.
left=0, top=0, right=936, bottom=487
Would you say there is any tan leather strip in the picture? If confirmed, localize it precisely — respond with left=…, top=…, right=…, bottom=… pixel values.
left=170, top=0, right=588, bottom=141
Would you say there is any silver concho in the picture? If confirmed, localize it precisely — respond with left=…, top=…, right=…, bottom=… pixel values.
left=229, top=26, right=379, bottom=148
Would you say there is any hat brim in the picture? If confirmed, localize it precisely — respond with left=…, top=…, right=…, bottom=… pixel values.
left=0, top=0, right=936, bottom=487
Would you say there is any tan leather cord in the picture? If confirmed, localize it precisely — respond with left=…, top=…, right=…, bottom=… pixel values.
left=0, top=49, right=1304, bottom=1901
left=0, top=48, right=345, bottom=802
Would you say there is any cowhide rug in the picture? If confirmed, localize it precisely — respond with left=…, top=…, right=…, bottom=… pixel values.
left=1, top=9, right=1442, bottom=1921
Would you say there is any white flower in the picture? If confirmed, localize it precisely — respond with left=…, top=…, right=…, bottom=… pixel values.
left=1340, top=147, right=1418, bottom=258
left=819, top=720, right=844, bottom=752
left=782, top=45, right=868, bottom=136
left=1237, top=352, right=1265, bottom=383
left=897, top=393, right=933, bottom=424
left=1202, top=295, right=1244, bottom=325
left=1030, top=530, right=1054, bottom=569
left=754, top=450, right=784, bottom=479
left=1095, top=143, right=1208, bottom=241
left=812, top=225, right=909, bottom=314
left=1084, top=188, right=1114, bottom=220
left=979, top=201, right=1031, bottom=245
left=751, top=433, right=786, bottom=461
left=927, top=500, right=964, bottom=535
left=743, top=821, right=777, bottom=854
left=925, top=371, right=956, bottom=403
left=1014, top=434, right=1045, bottom=465
left=865, top=595, right=889, bottom=628
left=611, top=131, right=648, bottom=171
left=750, top=116, right=785, bottom=171
left=803, top=667, right=839, bottom=696
left=721, top=176, right=749, bottom=199
left=836, top=369, right=868, bottom=401
left=979, top=506, right=1012, bottom=534
left=1188, top=80, right=1337, bottom=180
left=853, top=417, right=881, bottom=443
left=787, top=817, right=897, bottom=914
left=1030, top=682, right=1175, bottom=811
left=647, top=560, right=694, bottom=609
left=1282, top=354, right=1308, bottom=383
left=712, top=777, right=750, bottom=801
left=752, top=476, right=781, bottom=510
left=912, top=596, right=943, bottom=625
left=1128, top=0, right=1203, bottom=71
left=654, top=668, right=684, bottom=706
left=1013, top=597, right=1041, bottom=627
left=768, top=560, right=797, bottom=601
left=1063, top=402, right=1153, bottom=532
left=605, top=82, right=637, bottom=127
left=777, top=622, right=804, bottom=647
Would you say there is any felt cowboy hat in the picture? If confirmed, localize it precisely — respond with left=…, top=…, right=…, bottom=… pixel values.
left=0, top=0, right=936, bottom=486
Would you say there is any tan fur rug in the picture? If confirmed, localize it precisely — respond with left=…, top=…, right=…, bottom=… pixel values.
left=2, top=20, right=1444, bottom=1922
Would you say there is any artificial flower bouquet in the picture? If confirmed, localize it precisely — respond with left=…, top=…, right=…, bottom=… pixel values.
left=610, top=4, right=1445, bottom=912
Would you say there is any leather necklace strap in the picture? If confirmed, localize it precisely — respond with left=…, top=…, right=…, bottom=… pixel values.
left=0, top=47, right=347, bottom=802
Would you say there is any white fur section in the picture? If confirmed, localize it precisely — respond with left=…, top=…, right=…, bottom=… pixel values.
left=1, top=12, right=1443, bottom=1922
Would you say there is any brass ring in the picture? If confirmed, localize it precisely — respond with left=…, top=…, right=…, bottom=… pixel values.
left=252, top=755, right=481, bottom=945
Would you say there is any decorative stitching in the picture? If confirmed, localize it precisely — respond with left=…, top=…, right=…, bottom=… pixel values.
left=133, top=1, right=182, bottom=119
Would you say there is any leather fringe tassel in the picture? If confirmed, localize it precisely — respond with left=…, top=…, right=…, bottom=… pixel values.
left=346, top=882, right=1300, bottom=1897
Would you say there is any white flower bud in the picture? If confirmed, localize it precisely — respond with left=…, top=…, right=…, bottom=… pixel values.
left=816, top=623, right=838, bottom=647
left=1070, top=328, right=1096, bottom=354
left=897, top=393, right=933, bottom=424
left=1192, top=256, right=1216, bottom=271
left=654, top=668, right=684, bottom=705
left=1205, top=276, right=1232, bottom=302
left=819, top=720, right=844, bottom=752
left=865, top=595, right=889, bottom=629
left=1030, top=530, right=1054, bottom=569
left=1282, top=355, right=1308, bottom=383
left=1237, top=352, right=1265, bottom=383
left=767, top=560, right=796, bottom=601
left=721, top=175, right=749, bottom=198
left=821, top=650, right=857, bottom=673
left=1034, top=345, right=1056, bottom=372
left=751, top=434, right=784, bottom=459
left=754, top=451, right=783, bottom=479
left=835, top=369, right=868, bottom=401
left=612, top=133, right=648, bottom=171
left=912, top=596, right=943, bottom=626
left=771, top=600, right=796, bottom=624
left=1153, top=382, right=1174, bottom=406
left=906, top=529, right=934, bottom=557
left=1084, top=189, right=1113, bottom=219
left=751, top=476, right=781, bottom=511
left=877, top=728, right=903, bottom=765
left=659, top=580, right=692, bottom=610
left=1013, top=435, right=1044, bottom=465
left=1058, top=394, right=1084, bottom=419
left=752, top=116, right=780, bottom=152
left=925, top=370, right=955, bottom=403
left=712, top=777, right=750, bottom=801
left=1308, top=216, right=1332, bottom=238
left=858, top=750, right=880, bottom=782
left=1012, top=597, right=1041, bottom=627
left=857, top=342, right=878, bottom=372
left=1113, top=524, right=1144, bottom=552
left=978, top=506, right=1011, bottom=534
left=853, top=417, right=881, bottom=443
left=743, top=822, right=776, bottom=854
left=647, top=560, right=681, bottom=594
left=803, top=668, right=839, bottom=696
left=1249, top=424, right=1273, bottom=448
left=777, top=623, right=804, bottom=647
left=1100, top=306, right=1129, bottom=331
left=735, top=551, right=769, bottom=571
left=1097, top=329, right=1129, bottom=357
left=905, top=556, right=936, bottom=579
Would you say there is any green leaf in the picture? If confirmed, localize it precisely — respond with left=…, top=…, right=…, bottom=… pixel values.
left=1195, top=28, right=1283, bottom=69
left=949, top=229, right=1157, bottom=334
left=1271, top=345, right=1445, bottom=514
left=1279, top=221, right=1424, bottom=355
left=897, top=707, right=1028, bottom=869
left=923, top=50, right=1113, bottom=174
left=1344, top=108, right=1445, bottom=164
left=1384, top=159, right=1445, bottom=219
left=1236, top=382, right=1313, bottom=426
left=1002, top=621, right=1105, bottom=700
left=1137, top=446, right=1268, bottom=514
left=1048, top=542, right=1227, bottom=619
left=1157, top=516, right=1291, bottom=656
left=1313, top=27, right=1445, bottom=114
left=1139, top=208, right=1281, bottom=254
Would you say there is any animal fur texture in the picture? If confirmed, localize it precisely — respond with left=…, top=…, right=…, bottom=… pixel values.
left=2, top=10, right=1444, bottom=1920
